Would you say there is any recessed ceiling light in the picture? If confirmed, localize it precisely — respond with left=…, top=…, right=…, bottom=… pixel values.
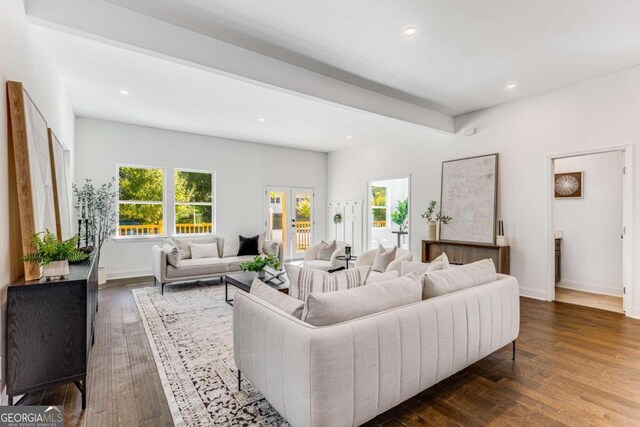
left=404, top=27, right=416, bottom=37
left=119, top=90, right=129, bottom=95
left=506, top=83, right=518, bottom=90
left=258, top=117, right=266, bottom=122
left=346, top=134, right=353, bottom=139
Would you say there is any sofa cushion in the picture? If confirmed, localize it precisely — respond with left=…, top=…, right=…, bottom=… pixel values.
left=166, top=257, right=229, bottom=278
left=371, top=245, right=397, bottom=272
left=163, top=243, right=181, bottom=268
left=223, top=255, right=260, bottom=272
left=257, top=231, right=266, bottom=255
left=172, top=236, right=217, bottom=260
left=222, top=237, right=240, bottom=257
left=190, top=242, right=219, bottom=259
left=422, top=259, right=497, bottom=299
left=400, top=253, right=449, bottom=276
left=250, top=278, right=304, bottom=319
left=285, top=264, right=371, bottom=301
left=365, top=270, right=399, bottom=284
left=302, top=273, right=422, bottom=326
left=317, top=240, right=336, bottom=261
left=303, top=259, right=333, bottom=271
left=238, top=234, right=260, bottom=256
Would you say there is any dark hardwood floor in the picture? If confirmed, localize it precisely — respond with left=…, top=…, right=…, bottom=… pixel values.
left=24, top=282, right=640, bottom=426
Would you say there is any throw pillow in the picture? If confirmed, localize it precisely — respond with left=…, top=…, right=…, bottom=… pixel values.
left=317, top=240, right=337, bottom=261
left=400, top=253, right=449, bottom=276
left=190, top=242, right=219, bottom=259
left=371, top=245, right=397, bottom=272
left=422, top=259, right=497, bottom=299
left=365, top=270, right=399, bottom=284
left=250, top=278, right=304, bottom=319
left=264, top=240, right=280, bottom=257
left=238, top=235, right=260, bottom=256
left=222, top=237, right=240, bottom=257
left=172, top=236, right=217, bottom=260
left=257, top=231, right=266, bottom=254
left=285, top=264, right=371, bottom=301
left=302, top=273, right=422, bottom=326
left=428, top=252, right=450, bottom=271
left=163, top=243, right=180, bottom=268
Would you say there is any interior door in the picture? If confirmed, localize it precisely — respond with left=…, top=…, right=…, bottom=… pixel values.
left=265, top=186, right=314, bottom=260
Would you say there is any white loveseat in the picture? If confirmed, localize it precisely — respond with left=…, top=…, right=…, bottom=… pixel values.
left=233, top=273, right=519, bottom=427
left=302, top=241, right=346, bottom=271
left=152, top=236, right=283, bottom=294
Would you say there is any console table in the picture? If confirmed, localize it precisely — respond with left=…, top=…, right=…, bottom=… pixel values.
left=6, top=255, right=99, bottom=408
left=422, top=240, right=510, bottom=274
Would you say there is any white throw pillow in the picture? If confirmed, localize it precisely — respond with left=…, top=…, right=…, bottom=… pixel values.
left=365, top=270, right=399, bottom=284
left=422, top=259, right=497, bottom=299
left=222, top=237, right=240, bottom=257
left=163, top=243, right=180, bottom=267
left=429, top=252, right=450, bottom=271
left=317, top=240, right=337, bottom=261
left=302, top=273, right=422, bottom=326
left=285, top=264, right=371, bottom=301
left=257, top=231, right=266, bottom=254
left=190, top=242, right=219, bottom=259
left=263, top=240, right=280, bottom=257
left=250, top=278, right=304, bottom=319
left=371, top=245, right=397, bottom=272
left=172, top=236, right=217, bottom=260
left=401, top=253, right=449, bottom=276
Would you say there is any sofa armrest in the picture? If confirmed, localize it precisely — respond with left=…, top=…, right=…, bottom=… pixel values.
left=330, top=246, right=346, bottom=269
left=151, top=245, right=168, bottom=283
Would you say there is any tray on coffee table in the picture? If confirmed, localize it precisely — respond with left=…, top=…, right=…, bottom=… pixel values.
left=224, top=271, right=289, bottom=306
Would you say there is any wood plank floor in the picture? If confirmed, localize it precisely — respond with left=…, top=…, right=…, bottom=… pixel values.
left=23, top=282, right=640, bottom=426
left=555, top=286, right=623, bottom=314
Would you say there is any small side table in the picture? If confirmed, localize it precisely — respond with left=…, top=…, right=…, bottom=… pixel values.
left=335, top=255, right=357, bottom=270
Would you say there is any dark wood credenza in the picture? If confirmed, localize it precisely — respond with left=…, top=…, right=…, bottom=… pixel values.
left=422, top=240, right=510, bottom=275
left=6, top=255, right=98, bottom=408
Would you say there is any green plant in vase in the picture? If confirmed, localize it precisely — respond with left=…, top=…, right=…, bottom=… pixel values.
left=239, top=255, right=281, bottom=279
left=420, top=200, right=452, bottom=241
left=20, top=231, right=89, bottom=280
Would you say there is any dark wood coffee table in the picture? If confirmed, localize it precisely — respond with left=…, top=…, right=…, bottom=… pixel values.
left=223, top=271, right=289, bottom=306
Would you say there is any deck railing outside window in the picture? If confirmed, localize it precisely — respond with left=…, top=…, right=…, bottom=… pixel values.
left=295, top=221, right=311, bottom=251
left=372, top=220, right=387, bottom=228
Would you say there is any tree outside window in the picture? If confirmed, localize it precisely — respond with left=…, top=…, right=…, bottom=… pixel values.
left=118, top=166, right=164, bottom=236
left=371, top=186, right=387, bottom=227
left=175, top=170, right=214, bottom=234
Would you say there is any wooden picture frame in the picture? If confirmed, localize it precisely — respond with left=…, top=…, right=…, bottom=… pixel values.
left=554, top=171, right=584, bottom=199
left=7, top=81, right=58, bottom=280
left=439, top=153, right=499, bottom=245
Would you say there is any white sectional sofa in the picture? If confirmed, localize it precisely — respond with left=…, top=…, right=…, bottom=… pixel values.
left=233, top=272, right=519, bottom=427
left=152, top=235, right=283, bottom=294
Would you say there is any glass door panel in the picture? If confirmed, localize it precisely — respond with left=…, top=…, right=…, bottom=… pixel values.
left=266, top=186, right=314, bottom=260
left=293, top=188, right=313, bottom=257
left=266, top=188, right=287, bottom=257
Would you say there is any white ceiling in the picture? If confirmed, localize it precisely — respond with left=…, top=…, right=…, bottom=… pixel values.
left=108, top=0, right=640, bottom=116
left=44, top=29, right=439, bottom=152
left=34, top=0, right=640, bottom=152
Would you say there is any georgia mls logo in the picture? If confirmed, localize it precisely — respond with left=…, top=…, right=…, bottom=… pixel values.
left=0, top=405, right=64, bottom=427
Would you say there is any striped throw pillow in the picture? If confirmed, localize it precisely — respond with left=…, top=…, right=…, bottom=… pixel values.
left=285, top=265, right=371, bottom=301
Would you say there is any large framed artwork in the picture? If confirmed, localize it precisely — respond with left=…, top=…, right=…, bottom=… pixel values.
left=49, top=129, right=73, bottom=239
left=7, top=81, right=57, bottom=280
left=439, top=153, right=499, bottom=245
left=554, top=171, right=583, bottom=199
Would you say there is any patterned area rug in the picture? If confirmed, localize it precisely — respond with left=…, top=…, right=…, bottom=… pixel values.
left=132, top=282, right=289, bottom=426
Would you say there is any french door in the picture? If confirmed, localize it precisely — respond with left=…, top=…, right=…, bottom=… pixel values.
left=265, top=186, right=314, bottom=260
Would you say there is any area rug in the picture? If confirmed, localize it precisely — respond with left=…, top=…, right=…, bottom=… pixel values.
left=132, top=282, right=289, bottom=427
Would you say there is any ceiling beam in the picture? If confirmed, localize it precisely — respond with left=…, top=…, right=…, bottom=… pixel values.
left=25, top=0, right=454, bottom=133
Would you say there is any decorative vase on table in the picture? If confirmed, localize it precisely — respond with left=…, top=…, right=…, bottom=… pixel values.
left=257, top=269, right=266, bottom=280
left=427, top=221, right=437, bottom=241
left=43, top=260, right=70, bottom=280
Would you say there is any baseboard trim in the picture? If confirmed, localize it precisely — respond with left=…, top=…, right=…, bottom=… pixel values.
left=102, top=275, right=154, bottom=289
left=519, top=287, right=548, bottom=301
left=107, top=268, right=152, bottom=280
left=556, top=281, right=623, bottom=297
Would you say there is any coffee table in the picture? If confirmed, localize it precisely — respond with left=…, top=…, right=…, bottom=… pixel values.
left=224, top=271, right=289, bottom=306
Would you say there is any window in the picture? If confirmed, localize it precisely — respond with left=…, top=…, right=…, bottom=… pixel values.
left=174, top=169, right=214, bottom=234
left=371, top=185, right=387, bottom=228
left=118, top=165, right=165, bottom=237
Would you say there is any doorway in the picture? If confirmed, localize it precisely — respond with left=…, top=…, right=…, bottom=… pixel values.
left=265, top=186, right=314, bottom=260
left=367, top=176, right=410, bottom=250
left=547, top=146, right=632, bottom=315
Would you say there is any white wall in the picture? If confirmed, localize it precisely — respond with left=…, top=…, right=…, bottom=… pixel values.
left=553, top=152, right=623, bottom=296
left=74, top=118, right=327, bottom=278
left=0, top=0, right=75, bottom=399
left=328, top=65, right=640, bottom=318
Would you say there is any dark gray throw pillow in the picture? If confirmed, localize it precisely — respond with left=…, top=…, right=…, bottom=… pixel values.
left=238, top=234, right=260, bottom=256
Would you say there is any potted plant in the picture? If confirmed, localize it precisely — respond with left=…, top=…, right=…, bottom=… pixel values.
left=239, top=255, right=281, bottom=279
left=20, top=231, right=89, bottom=280
left=421, top=200, right=452, bottom=241
left=391, top=197, right=409, bottom=232
left=74, top=178, right=118, bottom=284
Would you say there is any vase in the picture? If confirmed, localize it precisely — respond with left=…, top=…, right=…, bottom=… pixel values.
left=43, top=260, right=70, bottom=280
left=257, top=269, right=266, bottom=279
left=427, top=221, right=437, bottom=241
